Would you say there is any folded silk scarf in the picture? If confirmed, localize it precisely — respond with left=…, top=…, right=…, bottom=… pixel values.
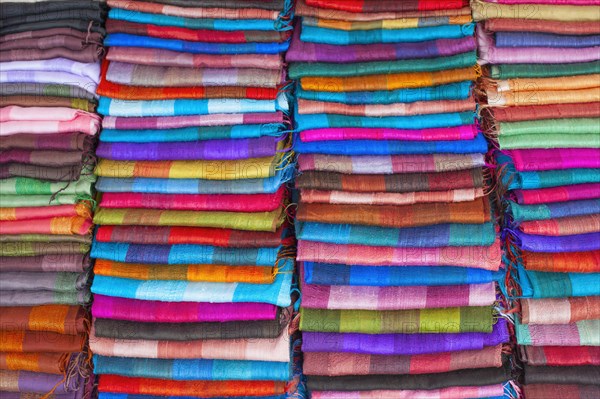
left=0, top=95, right=96, bottom=112
left=297, top=153, right=485, bottom=174
left=105, top=47, right=283, bottom=69
left=302, top=263, right=494, bottom=287
left=0, top=234, right=91, bottom=246
left=296, top=82, right=472, bottom=106
left=0, top=330, right=85, bottom=353
left=297, top=240, right=501, bottom=270
left=90, top=260, right=293, bottom=307
left=91, top=242, right=281, bottom=266
left=0, top=203, right=91, bottom=221
left=0, top=42, right=101, bottom=64
left=93, top=355, right=290, bottom=381
left=0, top=70, right=99, bottom=97
left=517, top=183, right=600, bottom=207
left=508, top=199, right=600, bottom=222
left=0, top=271, right=89, bottom=293
left=121, top=0, right=286, bottom=10
left=295, top=134, right=488, bottom=155
left=0, top=370, right=86, bottom=394
left=0, top=82, right=112, bottom=102
left=94, top=225, right=283, bottom=247
left=291, top=319, right=506, bottom=355
left=102, top=111, right=284, bottom=130
left=300, top=187, right=484, bottom=206
left=106, top=0, right=283, bottom=20
left=97, top=374, right=286, bottom=397
left=521, top=297, right=600, bottom=324
left=297, top=198, right=491, bottom=227
left=98, top=78, right=280, bottom=102
left=303, top=345, right=503, bottom=376
left=289, top=52, right=477, bottom=78
left=488, top=87, right=600, bottom=108
left=100, top=124, right=284, bottom=142
left=0, top=352, right=75, bottom=375
left=99, top=189, right=284, bottom=212
left=0, top=148, right=86, bottom=167
left=301, top=15, right=473, bottom=31
left=0, top=194, right=89, bottom=208
left=96, top=136, right=284, bottom=160
left=0, top=289, right=91, bottom=306
left=0, top=131, right=90, bottom=151
left=94, top=155, right=281, bottom=179
left=296, top=222, right=496, bottom=247
left=300, top=24, right=474, bottom=45
left=476, top=29, right=600, bottom=64
left=484, top=18, right=600, bottom=35
left=107, top=8, right=283, bottom=33
left=473, top=1, right=600, bottom=21
left=305, top=365, right=510, bottom=391
left=0, top=163, right=83, bottom=182
left=105, top=33, right=290, bottom=55
left=286, top=29, right=476, bottom=63
left=0, top=254, right=90, bottom=273
left=297, top=98, right=476, bottom=117
left=303, top=0, right=467, bottom=12
left=105, top=61, right=283, bottom=88
left=524, top=384, right=600, bottom=399
left=518, top=269, right=600, bottom=298
left=299, top=306, right=494, bottom=334
left=92, top=208, right=283, bottom=232
left=489, top=60, right=600, bottom=80
left=523, top=365, right=600, bottom=386
left=296, top=0, right=473, bottom=21
left=521, top=250, right=600, bottom=273
left=0, top=242, right=90, bottom=257
left=495, top=32, right=600, bottom=48
left=310, top=385, right=506, bottom=399
left=295, top=168, right=485, bottom=193
left=91, top=294, right=277, bottom=323
left=94, top=171, right=291, bottom=195
left=521, top=346, right=600, bottom=367
left=300, top=67, right=476, bottom=92
left=94, top=259, right=276, bottom=284
left=519, top=214, right=600, bottom=236
left=0, top=305, right=86, bottom=335
left=516, top=319, right=600, bottom=346
left=300, top=281, right=496, bottom=310
left=501, top=167, right=600, bottom=191
left=0, top=107, right=101, bottom=136
left=93, top=316, right=284, bottom=340
left=507, top=149, right=600, bottom=171
left=513, top=231, right=600, bottom=252
left=0, top=175, right=91, bottom=198
left=494, top=117, right=600, bottom=138
left=0, top=58, right=101, bottom=83
left=486, top=103, right=600, bottom=123
left=106, top=20, right=289, bottom=43
left=0, top=216, right=92, bottom=235
left=98, top=97, right=288, bottom=117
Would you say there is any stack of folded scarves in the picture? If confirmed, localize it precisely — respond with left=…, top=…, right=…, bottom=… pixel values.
left=0, top=0, right=104, bottom=397
left=473, top=1, right=600, bottom=398
left=89, top=1, right=302, bottom=398
left=287, top=1, right=514, bottom=398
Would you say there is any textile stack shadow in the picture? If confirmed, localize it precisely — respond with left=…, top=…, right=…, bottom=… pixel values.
left=89, top=0, right=302, bottom=398
left=0, top=0, right=105, bottom=397
left=287, top=0, right=515, bottom=397
left=473, top=0, right=600, bottom=397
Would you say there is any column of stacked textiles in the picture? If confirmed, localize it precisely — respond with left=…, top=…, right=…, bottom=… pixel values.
left=473, top=1, right=600, bottom=398
left=0, top=0, right=105, bottom=397
left=288, top=1, right=514, bottom=398
left=89, top=0, right=301, bottom=398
